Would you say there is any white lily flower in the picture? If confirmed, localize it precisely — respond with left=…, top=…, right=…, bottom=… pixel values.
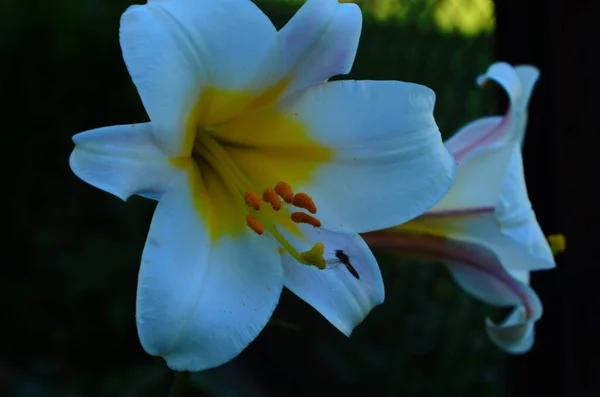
left=70, top=0, right=455, bottom=371
left=364, top=62, right=557, bottom=354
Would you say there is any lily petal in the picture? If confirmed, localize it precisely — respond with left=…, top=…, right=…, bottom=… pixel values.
left=120, top=0, right=279, bottom=155
left=445, top=116, right=506, bottom=164
left=476, top=62, right=523, bottom=105
left=370, top=212, right=552, bottom=271
left=281, top=80, right=455, bottom=233
left=486, top=304, right=540, bottom=354
left=282, top=225, right=384, bottom=336
left=279, top=0, right=361, bottom=95
left=513, top=65, right=540, bottom=113
left=137, top=171, right=283, bottom=371
left=447, top=63, right=540, bottom=162
left=496, top=148, right=555, bottom=265
left=477, top=63, right=540, bottom=144
left=363, top=230, right=543, bottom=354
left=444, top=241, right=543, bottom=354
left=69, top=123, right=179, bottom=200
left=477, top=62, right=540, bottom=113
left=435, top=135, right=515, bottom=211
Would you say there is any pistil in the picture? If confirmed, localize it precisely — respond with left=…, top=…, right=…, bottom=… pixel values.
left=193, top=132, right=326, bottom=269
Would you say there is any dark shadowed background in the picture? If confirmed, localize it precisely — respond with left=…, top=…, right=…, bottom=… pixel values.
left=5, top=0, right=595, bottom=396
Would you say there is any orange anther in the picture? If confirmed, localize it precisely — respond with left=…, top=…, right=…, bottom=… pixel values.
left=274, top=181, right=294, bottom=203
left=244, top=191, right=261, bottom=211
left=262, top=188, right=282, bottom=211
left=246, top=214, right=264, bottom=235
left=291, top=212, right=321, bottom=228
left=292, top=192, right=317, bottom=214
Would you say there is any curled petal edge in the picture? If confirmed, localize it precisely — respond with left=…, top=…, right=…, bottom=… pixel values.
left=362, top=230, right=543, bottom=353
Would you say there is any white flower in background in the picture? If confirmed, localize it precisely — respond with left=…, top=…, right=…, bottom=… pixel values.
left=69, top=0, right=455, bottom=371
left=364, top=62, right=559, bottom=354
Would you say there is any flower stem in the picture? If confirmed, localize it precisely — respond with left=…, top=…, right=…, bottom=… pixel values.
left=167, top=371, right=190, bottom=397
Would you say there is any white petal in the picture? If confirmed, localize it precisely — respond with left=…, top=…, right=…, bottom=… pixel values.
left=69, top=123, right=179, bottom=201
left=441, top=238, right=542, bottom=310
left=120, top=0, right=279, bottom=155
left=476, top=62, right=523, bottom=106
left=496, top=149, right=555, bottom=265
left=281, top=80, right=455, bottom=233
left=473, top=62, right=540, bottom=146
left=281, top=225, right=384, bottom=336
left=507, top=269, right=530, bottom=284
left=363, top=227, right=543, bottom=353
left=279, top=0, right=361, bottom=94
left=137, top=172, right=283, bottom=371
left=486, top=303, right=541, bottom=354
left=444, top=116, right=507, bottom=163
left=435, top=137, right=515, bottom=211
left=513, top=65, right=540, bottom=112
left=391, top=212, right=553, bottom=272
left=477, top=63, right=540, bottom=112
left=450, top=212, right=554, bottom=272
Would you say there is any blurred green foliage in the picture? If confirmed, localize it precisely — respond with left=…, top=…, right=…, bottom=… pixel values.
left=3, top=0, right=504, bottom=396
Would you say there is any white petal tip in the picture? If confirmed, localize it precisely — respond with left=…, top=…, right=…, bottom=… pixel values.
left=69, top=150, right=129, bottom=202
left=484, top=307, right=536, bottom=354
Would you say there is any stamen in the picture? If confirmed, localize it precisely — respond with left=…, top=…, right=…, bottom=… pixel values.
left=292, top=192, right=317, bottom=214
left=300, top=242, right=326, bottom=269
left=291, top=212, right=322, bottom=227
left=246, top=214, right=264, bottom=235
left=274, top=181, right=294, bottom=203
left=547, top=233, right=566, bottom=255
left=262, top=188, right=282, bottom=211
left=244, top=191, right=262, bottom=211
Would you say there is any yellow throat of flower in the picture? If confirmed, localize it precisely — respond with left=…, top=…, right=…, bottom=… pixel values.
left=171, top=80, right=333, bottom=270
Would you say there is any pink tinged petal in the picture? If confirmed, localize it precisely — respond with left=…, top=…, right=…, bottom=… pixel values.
left=420, top=208, right=496, bottom=218
left=137, top=172, right=283, bottom=371
left=69, top=123, right=179, bottom=201
left=445, top=116, right=506, bottom=163
left=279, top=80, right=455, bottom=233
left=447, top=244, right=542, bottom=354
left=476, top=62, right=523, bottom=105
left=364, top=213, right=552, bottom=275
left=362, top=230, right=542, bottom=353
left=434, top=138, right=516, bottom=211
left=279, top=0, right=361, bottom=94
left=119, top=0, right=280, bottom=156
left=281, top=225, right=384, bottom=336
left=477, top=62, right=540, bottom=113
left=476, top=63, right=540, bottom=145
left=496, top=148, right=555, bottom=265
left=486, top=303, right=541, bottom=354
left=437, top=212, right=553, bottom=272
left=447, top=63, right=540, bottom=162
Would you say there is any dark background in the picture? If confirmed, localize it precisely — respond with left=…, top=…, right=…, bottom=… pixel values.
left=2, top=0, right=596, bottom=396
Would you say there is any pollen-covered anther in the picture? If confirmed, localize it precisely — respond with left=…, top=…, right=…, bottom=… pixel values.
left=274, top=181, right=294, bottom=203
left=300, top=242, right=326, bottom=269
left=291, top=212, right=321, bottom=228
left=244, top=191, right=262, bottom=211
left=292, top=192, right=317, bottom=214
left=262, top=188, right=282, bottom=211
left=246, top=214, right=264, bottom=235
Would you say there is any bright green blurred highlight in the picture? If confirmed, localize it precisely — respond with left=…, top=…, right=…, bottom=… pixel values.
left=291, top=0, right=495, bottom=36
left=434, top=0, right=494, bottom=36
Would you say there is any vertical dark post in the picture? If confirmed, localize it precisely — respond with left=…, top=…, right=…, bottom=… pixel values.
left=495, top=1, right=600, bottom=396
